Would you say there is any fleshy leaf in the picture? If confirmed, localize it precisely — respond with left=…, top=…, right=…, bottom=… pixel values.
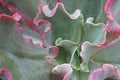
left=80, top=37, right=120, bottom=72
left=91, top=38, right=120, bottom=64
left=35, top=1, right=83, bottom=44
left=17, top=17, right=59, bottom=64
left=35, top=1, right=106, bottom=46
left=0, top=68, right=12, bottom=80
left=69, top=60, right=102, bottom=80
left=52, top=64, right=73, bottom=80
left=88, top=64, right=120, bottom=80
left=0, top=0, right=43, bottom=35
left=105, top=0, right=120, bottom=35
left=55, top=38, right=78, bottom=63
left=42, top=2, right=81, bottom=19
left=3, top=0, right=42, bottom=18
left=35, top=1, right=107, bottom=72
left=0, top=0, right=118, bottom=80
left=80, top=41, right=98, bottom=72
left=55, top=38, right=81, bottom=70
left=0, top=14, right=47, bottom=58
left=47, top=0, right=107, bottom=23
left=0, top=14, right=57, bottom=80
left=80, top=17, right=106, bottom=45
left=35, top=20, right=52, bottom=48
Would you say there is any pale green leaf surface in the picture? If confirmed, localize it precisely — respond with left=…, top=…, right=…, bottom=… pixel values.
left=47, top=0, right=107, bottom=23
left=0, top=16, right=56, bottom=80
left=43, top=8, right=83, bottom=44
left=80, top=38, right=120, bottom=72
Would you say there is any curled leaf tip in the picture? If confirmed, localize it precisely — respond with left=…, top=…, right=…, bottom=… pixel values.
left=80, top=41, right=94, bottom=72
left=88, top=64, right=120, bottom=80
left=37, top=20, right=51, bottom=48
left=47, top=46, right=59, bottom=59
left=42, top=2, right=81, bottom=19
left=52, top=64, right=73, bottom=80
left=45, top=46, right=59, bottom=65
left=0, top=68, right=13, bottom=80
left=106, top=20, right=120, bottom=35
left=104, top=0, right=117, bottom=20
left=105, top=0, right=120, bottom=35
left=35, top=1, right=81, bottom=24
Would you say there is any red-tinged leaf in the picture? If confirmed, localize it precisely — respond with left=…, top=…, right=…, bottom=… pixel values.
left=105, top=0, right=120, bottom=35
left=52, top=64, right=73, bottom=80
left=0, top=14, right=59, bottom=80
left=0, top=68, right=12, bottom=80
left=80, top=37, right=120, bottom=72
left=88, top=64, right=120, bottom=80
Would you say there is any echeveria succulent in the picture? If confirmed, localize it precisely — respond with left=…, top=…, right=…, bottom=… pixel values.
left=0, top=0, right=120, bottom=80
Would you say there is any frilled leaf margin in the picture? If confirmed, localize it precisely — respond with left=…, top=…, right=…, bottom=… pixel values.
left=1, top=0, right=120, bottom=80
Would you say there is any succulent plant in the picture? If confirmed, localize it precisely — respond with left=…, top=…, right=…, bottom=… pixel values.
left=0, top=0, right=120, bottom=80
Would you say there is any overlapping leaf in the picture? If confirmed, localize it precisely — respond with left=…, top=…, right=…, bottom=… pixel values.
left=105, top=0, right=120, bottom=35
left=36, top=1, right=106, bottom=73
left=80, top=37, right=120, bottom=72
left=47, top=0, right=107, bottom=23
left=0, top=0, right=119, bottom=80
left=0, top=14, right=58, bottom=80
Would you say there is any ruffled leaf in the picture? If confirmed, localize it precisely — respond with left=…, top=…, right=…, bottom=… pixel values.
left=88, top=64, right=120, bottom=80
left=47, top=0, right=107, bottom=23
left=34, top=2, right=83, bottom=44
left=55, top=38, right=81, bottom=70
left=3, top=0, right=43, bottom=18
left=80, top=17, right=106, bottom=45
left=0, top=14, right=56, bottom=80
left=105, top=0, right=120, bottom=35
left=34, top=1, right=107, bottom=72
left=80, top=37, right=120, bottom=72
left=0, top=0, right=117, bottom=80
left=52, top=64, right=73, bottom=80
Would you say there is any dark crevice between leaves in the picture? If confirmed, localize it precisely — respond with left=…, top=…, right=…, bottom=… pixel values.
left=104, top=78, right=117, bottom=80
left=0, top=3, right=12, bottom=15
left=49, top=73, right=63, bottom=80
left=54, top=47, right=68, bottom=64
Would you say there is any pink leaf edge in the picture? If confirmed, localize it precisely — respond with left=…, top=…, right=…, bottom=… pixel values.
left=0, top=68, right=13, bottom=80
left=52, top=64, right=73, bottom=80
left=88, top=64, right=120, bottom=80
left=0, top=14, right=16, bottom=22
left=42, top=2, right=81, bottom=19
left=32, top=1, right=82, bottom=62
left=33, top=1, right=81, bottom=25
left=104, top=0, right=120, bottom=35
left=0, top=3, right=59, bottom=63
left=80, top=41, right=100, bottom=72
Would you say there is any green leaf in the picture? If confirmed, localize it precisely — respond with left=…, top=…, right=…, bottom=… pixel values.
left=54, top=38, right=82, bottom=70
left=47, top=0, right=107, bottom=23
left=80, top=37, right=120, bottom=72
left=91, top=38, right=120, bottom=64
left=40, top=4, right=83, bottom=44
left=5, top=0, right=43, bottom=18
left=80, top=17, right=106, bottom=45
left=38, top=2, right=106, bottom=71
left=55, top=38, right=79, bottom=64
left=0, top=15, right=55, bottom=80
